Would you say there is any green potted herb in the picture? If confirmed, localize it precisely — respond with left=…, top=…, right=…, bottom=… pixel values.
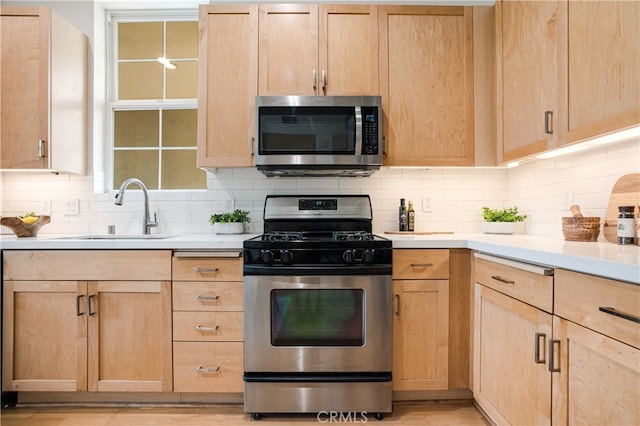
left=209, top=209, right=251, bottom=234
left=481, top=206, right=527, bottom=234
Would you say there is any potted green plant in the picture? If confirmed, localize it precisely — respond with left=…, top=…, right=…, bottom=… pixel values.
left=481, top=206, right=527, bottom=234
left=209, top=209, right=251, bottom=234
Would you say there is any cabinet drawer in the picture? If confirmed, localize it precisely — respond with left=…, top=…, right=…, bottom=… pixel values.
left=172, top=256, right=242, bottom=282
left=173, top=311, right=243, bottom=342
left=172, top=282, right=243, bottom=311
left=393, top=249, right=449, bottom=279
left=2, top=250, right=171, bottom=281
left=555, top=269, right=640, bottom=349
left=173, top=342, right=243, bottom=392
left=474, top=253, right=553, bottom=313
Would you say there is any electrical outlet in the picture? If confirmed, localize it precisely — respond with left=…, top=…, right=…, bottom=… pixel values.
left=422, top=196, right=432, bottom=213
left=224, top=198, right=234, bottom=212
left=63, top=199, right=80, bottom=216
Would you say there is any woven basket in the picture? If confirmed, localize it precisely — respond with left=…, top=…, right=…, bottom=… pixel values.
left=561, top=216, right=600, bottom=242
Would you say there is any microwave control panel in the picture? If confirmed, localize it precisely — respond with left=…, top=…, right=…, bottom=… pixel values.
left=361, top=106, right=379, bottom=155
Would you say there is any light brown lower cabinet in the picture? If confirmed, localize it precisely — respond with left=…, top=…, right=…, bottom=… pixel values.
left=2, top=250, right=173, bottom=393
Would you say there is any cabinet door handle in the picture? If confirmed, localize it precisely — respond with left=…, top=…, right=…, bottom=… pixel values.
left=599, top=307, right=640, bottom=324
left=76, top=295, right=85, bottom=316
left=196, top=366, right=220, bottom=373
left=37, top=139, right=46, bottom=158
left=491, top=275, right=515, bottom=284
left=410, top=263, right=433, bottom=268
left=534, top=333, right=546, bottom=364
left=87, top=294, right=96, bottom=316
left=312, top=69, right=317, bottom=92
left=395, top=294, right=401, bottom=316
left=548, top=339, right=561, bottom=373
left=196, top=295, right=219, bottom=301
left=382, top=136, right=387, bottom=156
left=195, top=325, right=219, bottom=332
left=194, top=267, right=218, bottom=273
left=321, top=69, right=326, bottom=95
left=544, top=111, right=554, bottom=134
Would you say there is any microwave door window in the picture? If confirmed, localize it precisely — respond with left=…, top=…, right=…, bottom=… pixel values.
left=259, top=107, right=355, bottom=154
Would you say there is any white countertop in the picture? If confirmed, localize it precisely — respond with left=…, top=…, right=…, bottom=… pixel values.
left=1, top=232, right=639, bottom=284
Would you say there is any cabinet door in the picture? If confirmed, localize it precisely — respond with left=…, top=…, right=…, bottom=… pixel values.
left=0, top=7, right=49, bottom=169
left=473, top=284, right=552, bottom=425
left=392, top=279, right=449, bottom=391
left=87, top=281, right=172, bottom=392
left=563, top=1, right=640, bottom=145
left=380, top=6, right=474, bottom=166
left=197, top=5, right=258, bottom=168
left=496, top=0, right=559, bottom=162
left=319, top=5, right=378, bottom=96
left=552, top=317, right=640, bottom=425
left=2, top=281, right=87, bottom=392
left=258, top=4, right=318, bottom=95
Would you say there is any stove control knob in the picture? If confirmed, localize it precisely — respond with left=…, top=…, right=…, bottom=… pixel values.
left=362, top=249, right=375, bottom=264
left=280, top=249, right=293, bottom=264
left=261, top=250, right=274, bottom=264
left=342, top=249, right=356, bottom=264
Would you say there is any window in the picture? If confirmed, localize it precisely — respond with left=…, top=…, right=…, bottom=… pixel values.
left=109, top=12, right=205, bottom=190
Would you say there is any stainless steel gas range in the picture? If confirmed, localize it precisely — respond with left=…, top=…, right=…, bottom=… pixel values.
left=243, top=195, right=393, bottom=421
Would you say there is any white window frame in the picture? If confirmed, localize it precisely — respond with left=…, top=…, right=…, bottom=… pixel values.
left=106, top=10, right=199, bottom=191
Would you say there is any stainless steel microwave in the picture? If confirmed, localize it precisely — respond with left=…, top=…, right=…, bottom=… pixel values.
left=255, top=96, right=382, bottom=177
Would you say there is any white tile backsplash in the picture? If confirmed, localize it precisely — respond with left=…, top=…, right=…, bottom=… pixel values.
left=1, top=138, right=638, bottom=238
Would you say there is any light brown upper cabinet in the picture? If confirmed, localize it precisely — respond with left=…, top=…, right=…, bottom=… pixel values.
left=0, top=6, right=87, bottom=173
left=496, top=0, right=559, bottom=163
left=379, top=6, right=475, bottom=166
left=497, top=0, right=639, bottom=163
left=258, top=4, right=379, bottom=96
left=197, top=5, right=258, bottom=169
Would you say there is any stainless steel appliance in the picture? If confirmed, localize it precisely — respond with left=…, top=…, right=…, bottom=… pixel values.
left=243, top=195, right=392, bottom=420
left=255, top=96, right=382, bottom=177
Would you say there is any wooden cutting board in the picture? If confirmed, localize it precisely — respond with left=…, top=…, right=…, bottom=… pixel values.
left=384, top=231, right=454, bottom=235
left=603, top=173, right=640, bottom=243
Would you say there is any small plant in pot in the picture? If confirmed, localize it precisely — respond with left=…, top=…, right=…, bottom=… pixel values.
left=481, top=206, right=527, bottom=234
left=209, top=209, right=251, bottom=234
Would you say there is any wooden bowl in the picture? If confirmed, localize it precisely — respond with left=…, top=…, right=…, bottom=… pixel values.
left=561, top=216, right=600, bottom=242
left=1, top=216, right=51, bottom=237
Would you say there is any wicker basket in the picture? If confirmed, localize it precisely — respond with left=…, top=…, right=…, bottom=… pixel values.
left=562, top=216, right=600, bottom=242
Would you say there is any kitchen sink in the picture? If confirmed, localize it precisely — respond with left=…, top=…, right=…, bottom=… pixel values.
left=54, top=234, right=175, bottom=240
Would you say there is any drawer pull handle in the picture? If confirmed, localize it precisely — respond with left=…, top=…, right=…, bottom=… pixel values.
left=196, top=366, right=220, bottom=373
left=194, top=267, right=219, bottom=273
left=410, top=263, right=433, bottom=268
left=548, top=339, right=561, bottom=373
left=534, top=333, right=546, bottom=364
left=395, top=294, right=401, bottom=316
left=195, top=325, right=219, bottom=332
left=196, top=295, right=219, bottom=301
left=491, top=275, right=515, bottom=284
left=599, top=307, right=640, bottom=324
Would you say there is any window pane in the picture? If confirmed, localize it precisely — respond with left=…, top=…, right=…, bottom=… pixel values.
left=119, top=62, right=163, bottom=100
left=162, top=109, right=196, bottom=147
left=161, top=150, right=205, bottom=189
left=114, top=150, right=159, bottom=190
left=166, top=21, right=198, bottom=59
left=114, top=110, right=159, bottom=148
left=166, top=61, right=198, bottom=99
left=118, top=22, right=163, bottom=60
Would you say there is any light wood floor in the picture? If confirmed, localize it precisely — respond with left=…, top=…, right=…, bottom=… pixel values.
left=1, top=401, right=489, bottom=425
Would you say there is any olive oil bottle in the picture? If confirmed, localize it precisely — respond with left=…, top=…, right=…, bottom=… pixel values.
left=407, top=200, right=415, bottom=232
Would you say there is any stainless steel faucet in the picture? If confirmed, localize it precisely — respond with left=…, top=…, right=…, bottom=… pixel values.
left=114, top=178, right=158, bottom=234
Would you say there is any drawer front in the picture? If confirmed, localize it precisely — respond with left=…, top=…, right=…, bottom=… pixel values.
left=474, top=253, right=553, bottom=313
left=173, top=311, right=243, bottom=342
left=3, top=250, right=171, bottom=281
left=172, top=257, right=242, bottom=282
left=393, top=249, right=449, bottom=279
left=172, top=281, right=243, bottom=311
left=173, top=342, right=243, bottom=392
left=555, top=269, right=640, bottom=348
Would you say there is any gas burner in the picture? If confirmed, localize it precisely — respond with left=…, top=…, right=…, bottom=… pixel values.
left=332, top=231, right=375, bottom=241
left=262, top=231, right=303, bottom=242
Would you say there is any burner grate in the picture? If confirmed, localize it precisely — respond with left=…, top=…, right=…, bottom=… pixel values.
left=332, top=231, right=375, bottom=241
left=262, top=231, right=303, bottom=242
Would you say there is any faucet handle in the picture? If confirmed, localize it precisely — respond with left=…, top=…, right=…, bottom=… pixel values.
left=150, top=212, right=158, bottom=227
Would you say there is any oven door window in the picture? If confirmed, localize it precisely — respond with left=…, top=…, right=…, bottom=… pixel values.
left=271, top=289, right=364, bottom=346
left=258, top=107, right=355, bottom=155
